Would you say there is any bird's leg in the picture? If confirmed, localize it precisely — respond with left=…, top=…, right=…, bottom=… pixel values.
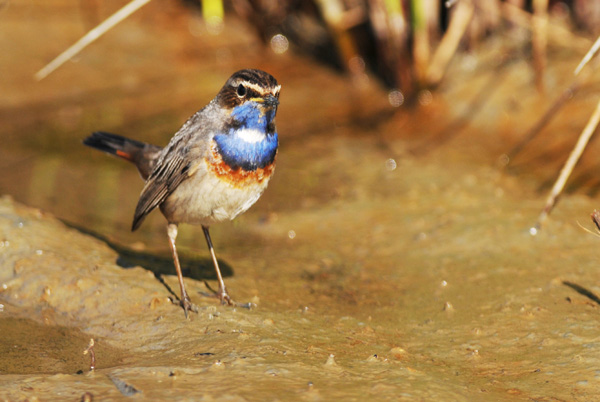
left=202, top=225, right=232, bottom=305
left=167, top=223, right=194, bottom=318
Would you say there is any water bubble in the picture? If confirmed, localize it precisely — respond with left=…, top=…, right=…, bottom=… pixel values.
left=388, top=90, right=404, bottom=107
left=270, top=34, right=289, bottom=54
left=529, top=227, right=538, bottom=236
left=498, top=154, right=510, bottom=166
left=385, top=158, right=397, bottom=171
left=418, top=90, right=433, bottom=106
left=348, top=56, right=365, bottom=74
left=288, top=230, right=296, bottom=239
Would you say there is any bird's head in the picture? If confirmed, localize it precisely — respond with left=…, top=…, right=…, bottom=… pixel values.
left=217, top=69, right=281, bottom=131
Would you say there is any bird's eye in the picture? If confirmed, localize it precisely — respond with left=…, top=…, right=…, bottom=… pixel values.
left=236, top=84, right=246, bottom=98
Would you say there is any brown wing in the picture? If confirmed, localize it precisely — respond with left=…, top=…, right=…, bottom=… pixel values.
left=131, top=148, right=192, bottom=231
left=130, top=105, right=215, bottom=231
left=130, top=101, right=218, bottom=230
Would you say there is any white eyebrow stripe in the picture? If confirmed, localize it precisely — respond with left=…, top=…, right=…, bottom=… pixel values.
left=240, top=82, right=281, bottom=97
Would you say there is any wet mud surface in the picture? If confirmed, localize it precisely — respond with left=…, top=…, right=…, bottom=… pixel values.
left=3, top=1, right=600, bottom=401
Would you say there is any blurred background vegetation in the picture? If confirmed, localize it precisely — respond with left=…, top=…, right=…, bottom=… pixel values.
left=41, top=0, right=600, bottom=103
left=196, top=0, right=600, bottom=101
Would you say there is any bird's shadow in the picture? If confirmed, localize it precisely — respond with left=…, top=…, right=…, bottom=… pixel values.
left=64, top=221, right=233, bottom=283
left=563, top=281, right=600, bottom=306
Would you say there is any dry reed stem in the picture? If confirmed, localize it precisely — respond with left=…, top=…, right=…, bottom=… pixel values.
left=34, top=0, right=152, bottom=81
left=314, top=0, right=365, bottom=75
left=504, top=27, right=600, bottom=165
left=503, top=78, right=583, bottom=164
left=574, top=34, right=600, bottom=75
left=367, top=0, right=413, bottom=94
left=412, top=0, right=431, bottom=83
left=532, top=0, right=548, bottom=93
left=533, top=98, right=600, bottom=233
left=426, top=0, right=474, bottom=86
left=505, top=30, right=600, bottom=164
left=500, top=2, right=591, bottom=51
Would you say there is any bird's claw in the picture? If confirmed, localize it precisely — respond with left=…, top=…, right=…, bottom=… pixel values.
left=216, top=288, right=233, bottom=306
left=171, top=295, right=198, bottom=318
left=202, top=281, right=254, bottom=308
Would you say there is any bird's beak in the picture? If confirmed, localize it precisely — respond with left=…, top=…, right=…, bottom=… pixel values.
left=250, top=94, right=280, bottom=108
left=264, top=94, right=279, bottom=107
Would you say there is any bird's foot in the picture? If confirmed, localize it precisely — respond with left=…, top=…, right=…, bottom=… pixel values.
left=202, top=281, right=254, bottom=309
left=170, top=295, right=198, bottom=319
left=182, top=295, right=197, bottom=318
left=216, top=287, right=233, bottom=306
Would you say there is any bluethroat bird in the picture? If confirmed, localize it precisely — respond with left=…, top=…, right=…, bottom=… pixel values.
left=83, top=69, right=281, bottom=318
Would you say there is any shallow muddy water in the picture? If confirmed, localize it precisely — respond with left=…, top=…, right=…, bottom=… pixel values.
left=2, top=2, right=600, bottom=401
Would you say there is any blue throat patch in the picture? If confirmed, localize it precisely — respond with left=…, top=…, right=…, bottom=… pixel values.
left=214, top=101, right=278, bottom=171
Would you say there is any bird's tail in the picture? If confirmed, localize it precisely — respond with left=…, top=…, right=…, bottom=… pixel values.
left=83, top=131, right=162, bottom=180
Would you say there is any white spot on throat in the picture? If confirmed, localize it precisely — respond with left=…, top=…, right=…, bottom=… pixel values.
left=237, top=128, right=266, bottom=143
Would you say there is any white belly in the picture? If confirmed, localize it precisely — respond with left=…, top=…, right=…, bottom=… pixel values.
left=160, top=171, right=270, bottom=226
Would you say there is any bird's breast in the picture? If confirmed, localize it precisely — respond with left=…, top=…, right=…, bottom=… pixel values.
left=206, top=138, right=276, bottom=188
left=213, top=128, right=278, bottom=169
